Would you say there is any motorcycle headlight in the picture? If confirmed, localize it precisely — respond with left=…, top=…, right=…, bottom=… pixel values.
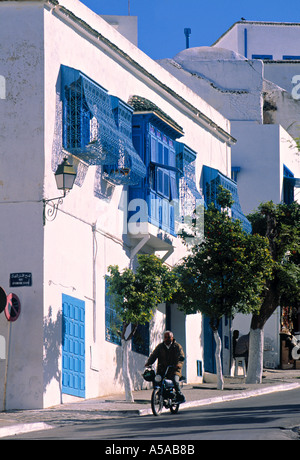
left=154, top=374, right=162, bottom=383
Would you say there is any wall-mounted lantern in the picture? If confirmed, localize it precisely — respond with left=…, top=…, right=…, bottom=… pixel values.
left=43, top=157, right=76, bottom=224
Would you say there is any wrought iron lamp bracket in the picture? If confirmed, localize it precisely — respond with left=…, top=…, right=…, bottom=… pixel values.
left=43, top=190, right=68, bottom=225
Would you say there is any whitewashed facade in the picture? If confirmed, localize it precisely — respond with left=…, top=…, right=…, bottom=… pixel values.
left=0, top=0, right=235, bottom=409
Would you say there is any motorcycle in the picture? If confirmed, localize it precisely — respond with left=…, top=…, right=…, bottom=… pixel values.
left=143, top=365, right=185, bottom=416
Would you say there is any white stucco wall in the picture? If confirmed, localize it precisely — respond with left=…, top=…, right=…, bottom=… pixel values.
left=231, top=122, right=300, bottom=215
left=158, top=47, right=264, bottom=123
left=0, top=2, right=45, bottom=410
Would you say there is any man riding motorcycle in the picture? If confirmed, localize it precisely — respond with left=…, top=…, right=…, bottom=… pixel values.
left=145, top=330, right=185, bottom=403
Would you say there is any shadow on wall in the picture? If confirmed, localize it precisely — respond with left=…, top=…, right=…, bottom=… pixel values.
left=113, top=319, right=167, bottom=392
left=43, top=307, right=63, bottom=403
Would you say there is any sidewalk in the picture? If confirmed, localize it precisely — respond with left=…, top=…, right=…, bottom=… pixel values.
left=1, top=369, right=300, bottom=438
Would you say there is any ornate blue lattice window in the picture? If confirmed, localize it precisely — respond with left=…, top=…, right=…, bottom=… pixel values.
left=61, top=66, right=146, bottom=186
left=203, top=165, right=252, bottom=233
left=105, top=276, right=122, bottom=346
left=62, top=65, right=120, bottom=166
left=63, top=76, right=92, bottom=151
left=103, top=97, right=146, bottom=186
left=176, top=143, right=204, bottom=220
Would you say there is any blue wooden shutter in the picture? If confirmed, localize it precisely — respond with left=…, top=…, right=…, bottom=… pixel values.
left=62, top=294, right=85, bottom=398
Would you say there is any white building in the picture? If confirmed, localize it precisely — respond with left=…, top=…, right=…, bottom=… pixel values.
left=159, top=47, right=300, bottom=214
left=212, top=20, right=300, bottom=62
left=0, top=0, right=239, bottom=409
left=213, top=21, right=300, bottom=138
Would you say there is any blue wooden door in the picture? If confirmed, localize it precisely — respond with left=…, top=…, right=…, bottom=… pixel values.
left=62, top=294, right=85, bottom=398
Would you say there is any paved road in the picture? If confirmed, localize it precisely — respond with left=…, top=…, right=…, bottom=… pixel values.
left=5, top=387, right=300, bottom=441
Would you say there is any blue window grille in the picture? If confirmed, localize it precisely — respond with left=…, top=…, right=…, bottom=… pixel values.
left=102, top=97, right=146, bottom=186
left=105, top=276, right=122, bottom=346
left=62, top=65, right=120, bottom=166
left=176, top=142, right=204, bottom=221
left=132, top=323, right=149, bottom=356
left=61, top=66, right=146, bottom=186
left=203, top=165, right=252, bottom=233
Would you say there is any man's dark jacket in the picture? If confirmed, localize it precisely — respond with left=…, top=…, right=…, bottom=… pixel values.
left=145, top=339, right=185, bottom=378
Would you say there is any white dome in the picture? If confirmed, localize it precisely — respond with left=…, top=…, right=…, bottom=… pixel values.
left=174, top=46, right=247, bottom=63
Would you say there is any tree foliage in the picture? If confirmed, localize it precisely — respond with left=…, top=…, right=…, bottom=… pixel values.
left=247, top=200, right=300, bottom=329
left=107, top=254, right=178, bottom=340
left=173, top=186, right=273, bottom=330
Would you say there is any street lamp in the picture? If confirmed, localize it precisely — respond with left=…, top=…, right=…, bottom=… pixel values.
left=54, top=157, right=77, bottom=193
left=43, top=157, right=77, bottom=224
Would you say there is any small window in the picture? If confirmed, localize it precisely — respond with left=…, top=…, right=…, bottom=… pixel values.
left=156, top=167, right=171, bottom=199
left=252, top=54, right=273, bottom=60
left=283, top=55, right=300, bottom=60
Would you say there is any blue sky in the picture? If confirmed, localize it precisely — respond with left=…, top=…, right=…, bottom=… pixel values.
left=81, top=0, right=300, bottom=60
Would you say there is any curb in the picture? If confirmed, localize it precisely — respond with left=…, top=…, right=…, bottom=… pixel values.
left=0, top=422, right=53, bottom=439
left=138, top=382, right=300, bottom=416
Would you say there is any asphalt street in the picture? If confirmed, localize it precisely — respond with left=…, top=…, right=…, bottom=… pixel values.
left=5, top=386, right=300, bottom=441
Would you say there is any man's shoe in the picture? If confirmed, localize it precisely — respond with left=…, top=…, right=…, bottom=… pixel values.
left=176, top=393, right=185, bottom=403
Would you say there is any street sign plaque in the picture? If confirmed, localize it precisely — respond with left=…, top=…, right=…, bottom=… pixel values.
left=10, top=273, right=32, bottom=287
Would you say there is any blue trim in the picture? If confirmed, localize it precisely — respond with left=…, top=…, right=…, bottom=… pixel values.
left=252, top=54, right=273, bottom=60
left=244, top=28, right=247, bottom=58
left=283, top=55, right=300, bottom=60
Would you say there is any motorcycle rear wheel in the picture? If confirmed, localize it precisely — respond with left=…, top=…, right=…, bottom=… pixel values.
left=151, top=388, right=163, bottom=416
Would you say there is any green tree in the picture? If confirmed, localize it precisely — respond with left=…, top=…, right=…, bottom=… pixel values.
left=174, top=186, right=273, bottom=389
left=246, top=201, right=300, bottom=383
left=107, top=254, right=178, bottom=401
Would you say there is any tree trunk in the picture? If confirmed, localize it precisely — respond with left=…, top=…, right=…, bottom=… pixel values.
left=121, top=338, right=134, bottom=402
left=213, top=330, right=224, bottom=390
left=246, top=280, right=280, bottom=384
left=245, top=328, right=264, bottom=384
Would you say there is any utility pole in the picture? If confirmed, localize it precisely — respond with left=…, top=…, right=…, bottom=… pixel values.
left=128, top=0, right=130, bottom=15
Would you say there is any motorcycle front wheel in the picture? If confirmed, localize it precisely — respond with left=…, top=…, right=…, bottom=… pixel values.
left=151, top=388, right=163, bottom=416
